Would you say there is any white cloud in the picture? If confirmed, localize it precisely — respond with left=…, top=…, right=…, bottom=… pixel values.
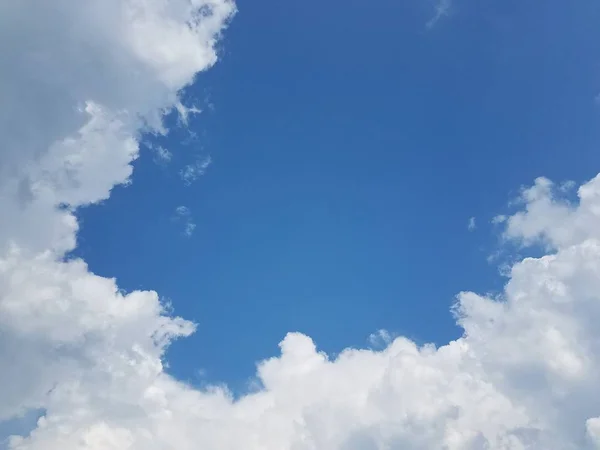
left=174, top=206, right=196, bottom=237
left=175, top=206, right=191, bottom=217
left=2, top=1, right=600, bottom=450
left=492, top=214, right=507, bottom=225
left=468, top=216, right=476, bottom=231
left=368, top=329, right=394, bottom=348
left=180, top=155, right=212, bottom=185
left=174, top=101, right=202, bottom=126
left=501, top=176, right=600, bottom=250
left=0, top=0, right=233, bottom=446
left=184, top=222, right=197, bottom=237
left=153, top=145, right=173, bottom=164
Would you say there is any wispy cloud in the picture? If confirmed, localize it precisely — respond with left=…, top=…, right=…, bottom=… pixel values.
left=174, top=205, right=196, bottom=237
left=153, top=145, right=173, bottom=164
left=426, top=0, right=451, bottom=29
left=468, top=216, right=476, bottom=231
left=368, top=329, right=395, bottom=348
left=492, top=214, right=507, bottom=225
left=175, top=205, right=190, bottom=216
left=144, top=141, right=173, bottom=166
left=180, top=155, right=212, bottom=185
left=175, top=101, right=202, bottom=126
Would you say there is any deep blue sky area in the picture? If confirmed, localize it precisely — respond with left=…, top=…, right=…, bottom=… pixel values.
left=75, top=0, right=600, bottom=390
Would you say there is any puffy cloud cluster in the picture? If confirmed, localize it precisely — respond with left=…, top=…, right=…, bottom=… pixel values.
left=500, top=176, right=600, bottom=250
left=2, top=1, right=600, bottom=449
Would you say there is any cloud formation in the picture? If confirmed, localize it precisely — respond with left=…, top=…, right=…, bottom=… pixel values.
left=151, top=144, right=173, bottom=165
left=2, top=1, right=600, bottom=450
left=427, top=0, right=451, bottom=29
left=468, top=217, right=476, bottom=232
left=180, top=155, right=212, bottom=185
left=174, top=206, right=197, bottom=237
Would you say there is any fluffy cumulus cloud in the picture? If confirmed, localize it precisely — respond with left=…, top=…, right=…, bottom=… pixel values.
left=2, top=1, right=600, bottom=449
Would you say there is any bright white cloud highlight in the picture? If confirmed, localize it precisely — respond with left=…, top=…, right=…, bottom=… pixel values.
left=1, top=1, right=600, bottom=449
left=501, top=176, right=600, bottom=250
left=0, top=0, right=233, bottom=447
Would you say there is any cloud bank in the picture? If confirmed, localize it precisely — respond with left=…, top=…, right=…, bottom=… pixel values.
left=1, top=1, right=600, bottom=449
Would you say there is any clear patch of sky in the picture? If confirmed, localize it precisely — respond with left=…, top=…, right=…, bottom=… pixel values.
left=74, top=0, right=600, bottom=393
left=0, top=409, right=44, bottom=450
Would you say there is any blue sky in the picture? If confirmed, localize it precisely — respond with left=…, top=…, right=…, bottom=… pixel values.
left=73, top=0, right=600, bottom=391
